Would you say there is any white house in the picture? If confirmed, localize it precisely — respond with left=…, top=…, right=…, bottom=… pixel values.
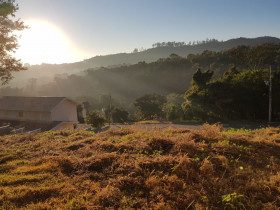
left=0, top=96, right=78, bottom=130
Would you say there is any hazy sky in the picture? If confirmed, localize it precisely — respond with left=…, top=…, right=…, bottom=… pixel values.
left=15, top=0, right=280, bottom=64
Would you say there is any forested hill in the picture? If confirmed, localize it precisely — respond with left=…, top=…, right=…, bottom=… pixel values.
left=35, top=36, right=280, bottom=69
left=82, top=36, right=280, bottom=67
left=87, top=37, right=280, bottom=67
left=3, top=43, right=280, bottom=105
left=9, top=36, right=280, bottom=87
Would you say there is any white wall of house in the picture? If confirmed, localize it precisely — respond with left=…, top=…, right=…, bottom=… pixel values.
left=51, top=100, right=78, bottom=122
left=23, top=111, right=51, bottom=121
left=0, top=110, right=51, bottom=121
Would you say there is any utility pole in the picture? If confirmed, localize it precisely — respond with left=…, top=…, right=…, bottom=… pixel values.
left=108, top=93, right=112, bottom=126
left=269, top=66, right=272, bottom=122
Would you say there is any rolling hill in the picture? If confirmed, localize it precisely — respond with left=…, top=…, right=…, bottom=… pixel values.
left=8, top=36, right=280, bottom=88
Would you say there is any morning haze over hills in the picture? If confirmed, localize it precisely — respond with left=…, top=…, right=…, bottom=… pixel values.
left=8, top=36, right=280, bottom=88
left=2, top=0, right=280, bottom=209
left=3, top=35, right=280, bottom=122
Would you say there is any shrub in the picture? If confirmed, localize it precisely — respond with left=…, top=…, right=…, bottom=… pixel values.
left=85, top=110, right=106, bottom=128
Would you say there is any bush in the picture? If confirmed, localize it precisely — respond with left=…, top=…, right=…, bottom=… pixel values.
left=134, top=94, right=166, bottom=120
left=112, top=108, right=129, bottom=123
left=85, top=111, right=106, bottom=128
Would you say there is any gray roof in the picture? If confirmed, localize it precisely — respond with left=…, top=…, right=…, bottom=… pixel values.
left=0, top=96, right=76, bottom=112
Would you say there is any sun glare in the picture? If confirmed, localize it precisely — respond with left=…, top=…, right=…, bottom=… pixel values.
left=15, top=20, right=90, bottom=65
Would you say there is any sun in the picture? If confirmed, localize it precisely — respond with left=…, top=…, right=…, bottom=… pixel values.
left=15, top=20, right=90, bottom=65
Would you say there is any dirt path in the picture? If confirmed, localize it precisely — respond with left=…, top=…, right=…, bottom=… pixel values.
left=109, top=123, right=202, bottom=130
left=78, top=122, right=280, bottom=132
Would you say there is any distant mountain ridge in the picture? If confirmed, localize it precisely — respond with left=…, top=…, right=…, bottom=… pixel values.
left=9, top=36, right=280, bottom=87
left=3, top=41, right=280, bottom=108
left=31, top=36, right=280, bottom=70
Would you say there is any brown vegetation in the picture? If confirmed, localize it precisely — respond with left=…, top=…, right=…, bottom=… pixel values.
left=0, top=124, right=280, bottom=209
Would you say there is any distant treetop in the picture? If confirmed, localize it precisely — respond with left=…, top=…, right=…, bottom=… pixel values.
left=152, top=39, right=219, bottom=48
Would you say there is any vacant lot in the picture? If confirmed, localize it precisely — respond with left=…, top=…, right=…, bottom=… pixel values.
left=0, top=124, right=280, bottom=209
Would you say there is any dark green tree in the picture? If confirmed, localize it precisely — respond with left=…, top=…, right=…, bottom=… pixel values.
left=228, top=44, right=280, bottom=70
left=85, top=110, right=106, bottom=128
left=0, top=0, right=26, bottom=84
left=192, top=69, right=213, bottom=87
left=112, top=108, right=128, bottom=123
left=166, top=105, right=184, bottom=121
left=224, top=65, right=239, bottom=76
left=184, top=69, right=279, bottom=121
left=134, top=94, right=166, bottom=120
left=164, top=93, right=185, bottom=121
left=77, top=104, right=84, bottom=123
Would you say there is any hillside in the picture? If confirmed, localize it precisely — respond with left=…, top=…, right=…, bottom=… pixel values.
left=79, top=36, right=280, bottom=68
left=9, top=36, right=280, bottom=87
left=3, top=42, right=280, bottom=110
left=0, top=124, right=280, bottom=209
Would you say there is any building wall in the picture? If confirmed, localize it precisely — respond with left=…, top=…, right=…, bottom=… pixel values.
left=0, top=110, right=51, bottom=121
left=51, top=100, right=78, bottom=122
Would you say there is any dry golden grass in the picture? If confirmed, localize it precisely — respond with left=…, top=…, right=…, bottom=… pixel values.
left=0, top=124, right=280, bottom=209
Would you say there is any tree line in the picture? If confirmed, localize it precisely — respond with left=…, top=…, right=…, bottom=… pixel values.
left=1, top=1, right=280, bottom=126
left=82, top=43, right=280, bottom=126
left=152, top=39, right=219, bottom=48
left=184, top=68, right=280, bottom=121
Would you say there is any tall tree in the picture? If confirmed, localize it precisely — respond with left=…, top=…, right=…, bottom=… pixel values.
left=192, top=68, right=213, bottom=87
left=184, top=69, right=278, bottom=121
left=0, top=0, right=26, bottom=84
left=111, top=107, right=128, bottom=123
left=134, top=94, right=166, bottom=120
left=85, top=110, right=106, bottom=128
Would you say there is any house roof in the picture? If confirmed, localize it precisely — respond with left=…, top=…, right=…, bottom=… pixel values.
left=0, top=96, right=76, bottom=112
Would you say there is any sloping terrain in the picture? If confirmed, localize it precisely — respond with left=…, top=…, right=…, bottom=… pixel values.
left=9, top=36, right=280, bottom=88
left=0, top=124, right=280, bottom=209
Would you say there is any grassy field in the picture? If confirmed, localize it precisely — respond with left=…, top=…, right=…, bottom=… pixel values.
left=0, top=124, right=280, bottom=209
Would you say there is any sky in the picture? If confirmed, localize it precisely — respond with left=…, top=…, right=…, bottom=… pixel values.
left=13, top=0, right=280, bottom=65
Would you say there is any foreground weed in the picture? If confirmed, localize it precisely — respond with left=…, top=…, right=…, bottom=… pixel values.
left=225, top=128, right=252, bottom=134
left=222, top=192, right=245, bottom=209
